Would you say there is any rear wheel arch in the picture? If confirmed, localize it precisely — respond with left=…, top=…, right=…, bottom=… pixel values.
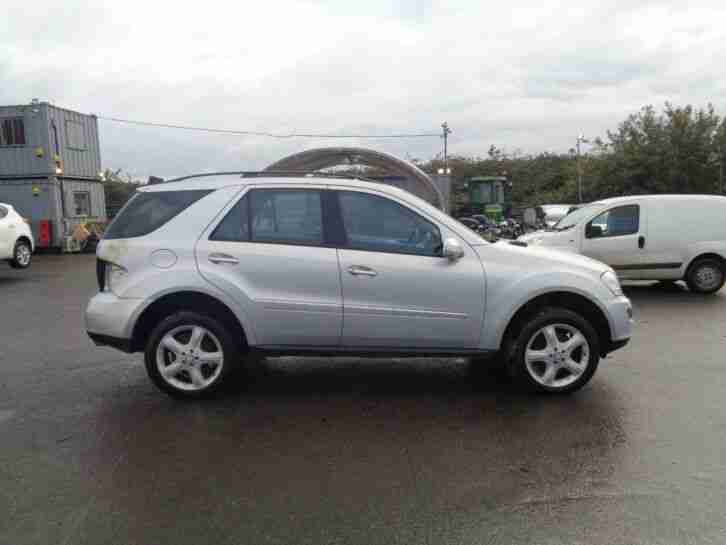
left=501, top=291, right=611, bottom=357
left=131, top=291, right=248, bottom=353
left=685, top=252, right=725, bottom=276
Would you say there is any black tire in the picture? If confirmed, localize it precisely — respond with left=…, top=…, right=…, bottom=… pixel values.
left=144, top=311, right=242, bottom=399
left=686, top=258, right=725, bottom=295
left=509, top=307, right=600, bottom=394
left=9, top=240, right=32, bottom=269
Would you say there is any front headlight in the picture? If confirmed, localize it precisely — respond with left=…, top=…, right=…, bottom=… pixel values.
left=601, top=270, right=623, bottom=296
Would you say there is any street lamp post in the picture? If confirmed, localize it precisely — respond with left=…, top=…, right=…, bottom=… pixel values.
left=441, top=122, right=452, bottom=173
left=576, top=134, right=589, bottom=203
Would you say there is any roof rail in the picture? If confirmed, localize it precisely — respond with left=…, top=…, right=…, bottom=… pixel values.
left=162, top=170, right=372, bottom=184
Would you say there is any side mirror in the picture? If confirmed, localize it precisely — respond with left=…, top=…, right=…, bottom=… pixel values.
left=443, top=238, right=465, bottom=261
left=586, top=224, right=603, bottom=238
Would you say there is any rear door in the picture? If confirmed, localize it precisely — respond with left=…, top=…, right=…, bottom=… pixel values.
left=580, top=203, right=646, bottom=278
left=196, top=185, right=343, bottom=347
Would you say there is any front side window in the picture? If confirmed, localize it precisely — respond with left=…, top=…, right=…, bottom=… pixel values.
left=338, top=191, right=442, bottom=256
left=0, top=118, right=26, bottom=146
left=104, top=190, right=212, bottom=239
left=587, top=205, right=640, bottom=238
left=73, top=191, right=91, bottom=216
left=250, top=190, right=323, bottom=245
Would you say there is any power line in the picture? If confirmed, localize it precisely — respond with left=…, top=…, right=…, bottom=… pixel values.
left=96, top=115, right=441, bottom=139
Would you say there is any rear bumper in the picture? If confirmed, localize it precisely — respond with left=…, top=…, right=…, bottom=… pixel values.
left=85, top=291, right=144, bottom=347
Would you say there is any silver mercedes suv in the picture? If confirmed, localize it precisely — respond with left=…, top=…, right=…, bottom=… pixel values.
left=86, top=173, right=632, bottom=398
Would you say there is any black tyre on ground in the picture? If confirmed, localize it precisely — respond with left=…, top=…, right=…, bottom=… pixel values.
left=9, top=240, right=32, bottom=269
left=509, top=307, right=600, bottom=394
left=686, top=258, right=725, bottom=295
left=144, top=311, right=243, bottom=399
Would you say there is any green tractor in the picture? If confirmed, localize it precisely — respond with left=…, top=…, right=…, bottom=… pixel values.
left=465, top=175, right=512, bottom=222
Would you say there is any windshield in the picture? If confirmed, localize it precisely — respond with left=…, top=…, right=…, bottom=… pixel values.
left=553, top=203, right=604, bottom=230
left=540, top=205, right=571, bottom=221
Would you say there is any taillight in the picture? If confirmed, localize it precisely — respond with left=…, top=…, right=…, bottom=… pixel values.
left=96, top=260, right=106, bottom=291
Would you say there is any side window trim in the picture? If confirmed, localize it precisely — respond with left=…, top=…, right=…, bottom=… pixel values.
left=209, top=187, right=331, bottom=248
left=333, top=189, right=444, bottom=257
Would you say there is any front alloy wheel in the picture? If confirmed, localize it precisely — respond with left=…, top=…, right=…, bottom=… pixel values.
left=524, top=323, right=590, bottom=389
left=512, top=308, right=600, bottom=394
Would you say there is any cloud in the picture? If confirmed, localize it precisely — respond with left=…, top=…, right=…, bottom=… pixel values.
left=2, top=0, right=726, bottom=179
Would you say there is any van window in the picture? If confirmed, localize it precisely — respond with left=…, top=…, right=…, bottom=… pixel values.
left=587, top=205, right=640, bottom=238
left=104, top=190, right=212, bottom=239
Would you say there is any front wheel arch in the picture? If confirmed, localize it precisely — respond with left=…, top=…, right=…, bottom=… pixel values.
left=500, top=291, right=611, bottom=358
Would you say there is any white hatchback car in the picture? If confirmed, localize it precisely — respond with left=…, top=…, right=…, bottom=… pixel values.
left=0, top=203, right=34, bottom=269
left=86, top=173, right=632, bottom=399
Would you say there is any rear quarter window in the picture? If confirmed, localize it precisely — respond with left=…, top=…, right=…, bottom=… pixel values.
left=104, top=190, right=212, bottom=239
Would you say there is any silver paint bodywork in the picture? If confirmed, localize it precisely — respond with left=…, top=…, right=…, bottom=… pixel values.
left=86, top=175, right=632, bottom=353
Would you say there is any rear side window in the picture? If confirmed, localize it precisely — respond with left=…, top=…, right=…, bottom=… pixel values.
left=210, top=195, right=250, bottom=242
left=0, top=206, right=7, bottom=219
left=250, top=190, right=323, bottom=245
left=104, top=190, right=212, bottom=239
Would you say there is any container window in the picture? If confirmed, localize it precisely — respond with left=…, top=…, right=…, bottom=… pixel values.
left=0, top=118, right=26, bottom=146
left=65, top=120, right=86, bottom=150
left=73, top=192, right=92, bottom=216
left=104, top=190, right=212, bottom=240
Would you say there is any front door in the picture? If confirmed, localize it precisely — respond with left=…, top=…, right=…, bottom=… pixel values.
left=196, top=187, right=342, bottom=347
left=334, top=190, right=485, bottom=349
left=581, top=204, right=645, bottom=278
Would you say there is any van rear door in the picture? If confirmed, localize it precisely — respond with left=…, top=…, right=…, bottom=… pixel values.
left=581, top=203, right=646, bottom=279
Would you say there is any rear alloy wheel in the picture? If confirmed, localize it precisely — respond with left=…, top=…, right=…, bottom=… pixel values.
left=686, top=259, right=725, bottom=294
left=511, top=308, right=600, bottom=394
left=9, top=240, right=32, bottom=269
left=145, top=311, right=241, bottom=399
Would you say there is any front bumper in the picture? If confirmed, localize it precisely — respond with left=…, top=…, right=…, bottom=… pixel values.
left=85, top=292, right=144, bottom=350
left=604, top=295, right=633, bottom=353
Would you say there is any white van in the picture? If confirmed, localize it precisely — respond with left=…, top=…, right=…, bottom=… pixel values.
left=519, top=195, right=726, bottom=294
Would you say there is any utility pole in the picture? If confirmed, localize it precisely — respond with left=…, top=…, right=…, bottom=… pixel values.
left=576, top=134, right=589, bottom=203
left=441, top=122, right=452, bottom=173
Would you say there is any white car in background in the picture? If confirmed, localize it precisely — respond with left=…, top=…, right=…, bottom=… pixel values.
left=0, top=203, right=34, bottom=269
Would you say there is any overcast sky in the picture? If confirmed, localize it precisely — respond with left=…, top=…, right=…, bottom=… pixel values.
left=2, top=0, right=726, bottom=180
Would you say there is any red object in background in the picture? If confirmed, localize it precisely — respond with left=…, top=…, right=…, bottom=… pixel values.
left=38, top=220, right=52, bottom=247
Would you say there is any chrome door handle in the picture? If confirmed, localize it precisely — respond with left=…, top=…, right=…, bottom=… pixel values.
left=347, top=265, right=377, bottom=277
left=209, top=253, right=239, bottom=265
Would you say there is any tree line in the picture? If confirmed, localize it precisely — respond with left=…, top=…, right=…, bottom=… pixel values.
left=418, top=103, right=726, bottom=210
